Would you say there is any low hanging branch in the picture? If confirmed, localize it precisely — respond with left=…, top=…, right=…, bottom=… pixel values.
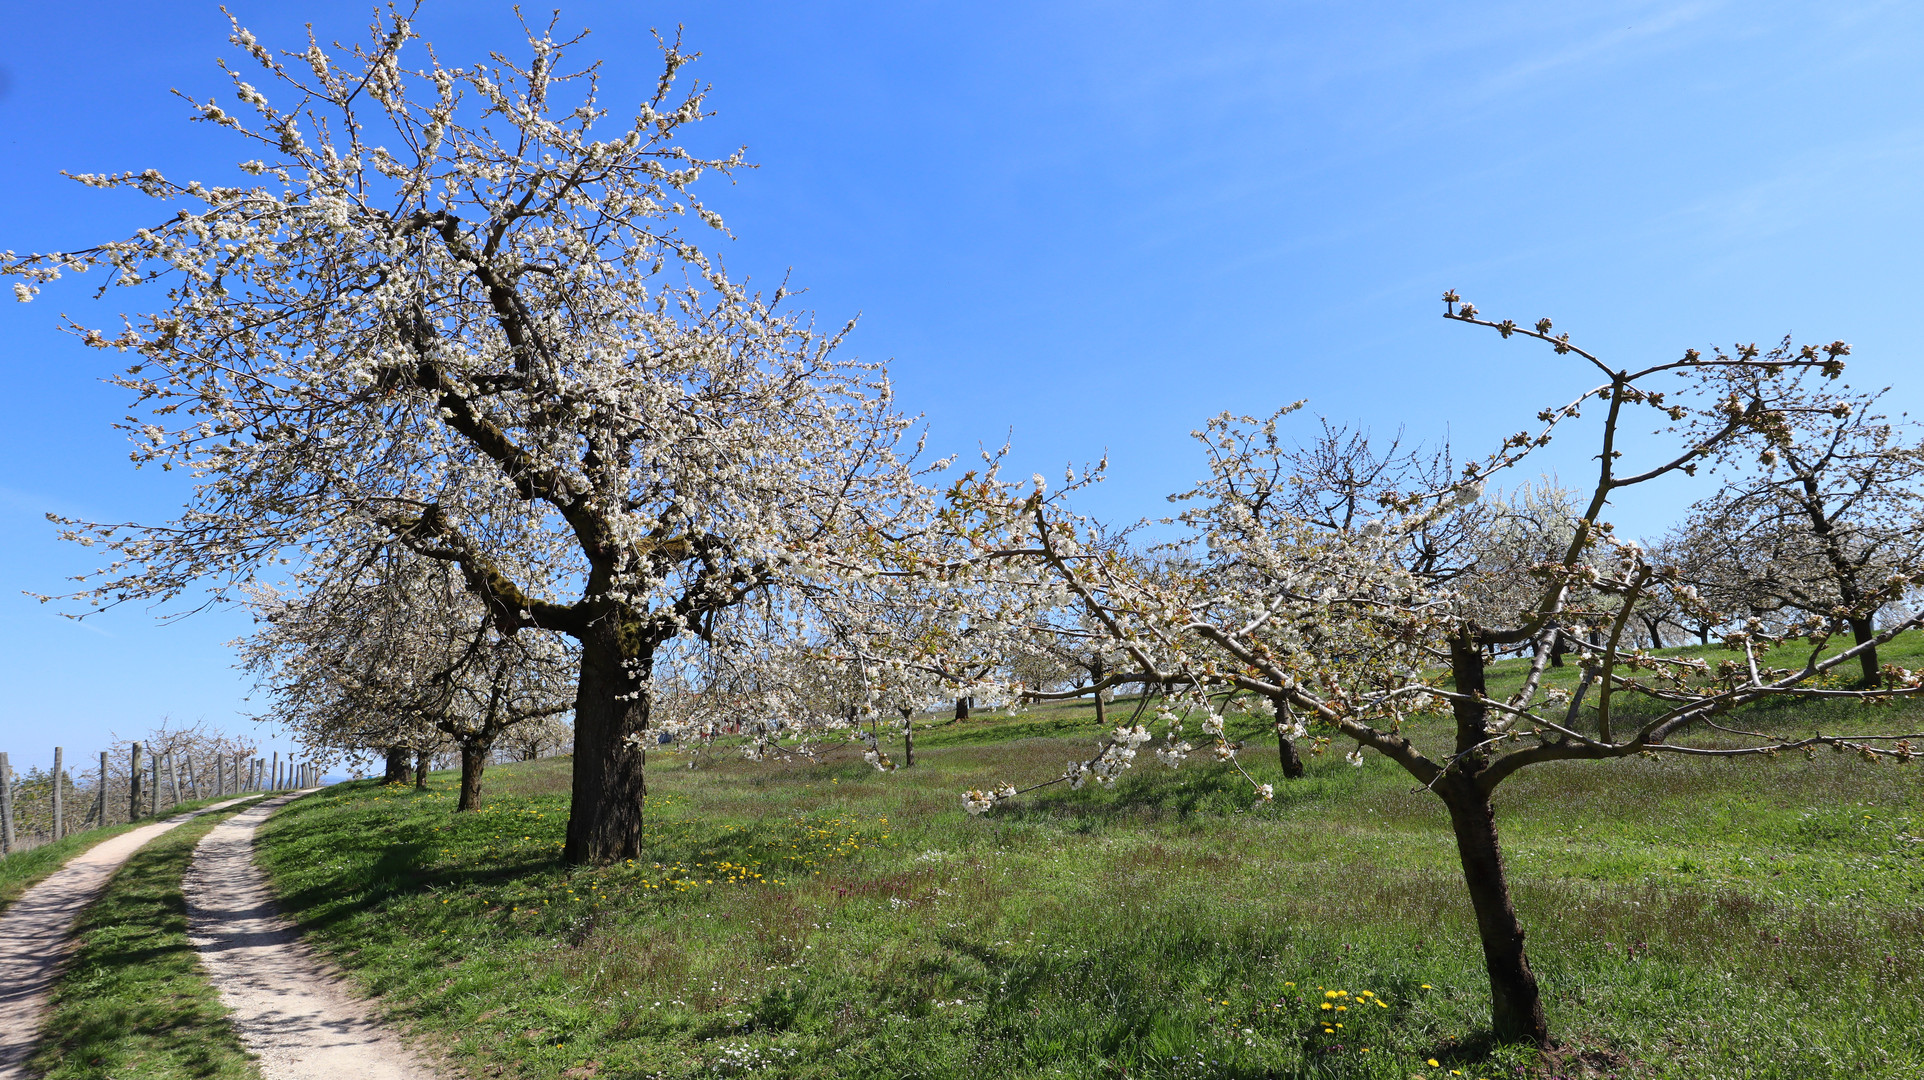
left=5, top=10, right=951, bottom=864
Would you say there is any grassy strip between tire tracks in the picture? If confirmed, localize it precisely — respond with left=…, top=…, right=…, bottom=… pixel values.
left=29, top=804, right=262, bottom=1080
left=256, top=708, right=1922, bottom=1080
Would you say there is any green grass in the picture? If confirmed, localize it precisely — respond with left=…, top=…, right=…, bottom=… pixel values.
left=30, top=806, right=262, bottom=1080
left=882, top=631, right=1924, bottom=750
left=255, top=712, right=1924, bottom=1080
left=1471, top=629, right=1924, bottom=710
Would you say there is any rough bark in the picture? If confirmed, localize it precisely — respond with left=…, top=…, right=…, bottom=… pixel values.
left=1442, top=780, right=1549, bottom=1046
left=954, top=696, right=972, bottom=721
left=1446, top=632, right=1549, bottom=1046
left=413, top=749, right=429, bottom=790
left=1273, top=698, right=1306, bottom=779
left=382, top=746, right=411, bottom=784
left=563, top=631, right=652, bottom=865
left=899, top=707, right=915, bottom=768
left=457, top=736, right=492, bottom=812
left=128, top=743, right=144, bottom=822
left=1849, top=615, right=1880, bottom=687
left=1277, top=730, right=1305, bottom=778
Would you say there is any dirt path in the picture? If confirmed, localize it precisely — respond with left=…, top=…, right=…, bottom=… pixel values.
left=0, top=795, right=262, bottom=1078
left=184, top=791, right=438, bottom=1080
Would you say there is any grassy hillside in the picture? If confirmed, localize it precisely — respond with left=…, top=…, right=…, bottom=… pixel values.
left=255, top=697, right=1923, bottom=1079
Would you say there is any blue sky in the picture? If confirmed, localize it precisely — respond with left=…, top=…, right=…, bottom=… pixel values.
left=2, top=1, right=1921, bottom=771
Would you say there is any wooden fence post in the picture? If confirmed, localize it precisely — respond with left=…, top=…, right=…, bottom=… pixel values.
left=151, top=753, right=162, bottom=816
left=95, top=751, right=108, bottom=828
left=0, top=752, right=14, bottom=855
left=129, top=743, right=144, bottom=821
left=51, top=747, right=63, bottom=840
left=185, top=754, right=200, bottom=800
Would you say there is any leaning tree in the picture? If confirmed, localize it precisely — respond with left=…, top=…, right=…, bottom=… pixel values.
left=4, top=11, right=934, bottom=862
left=955, top=298, right=1924, bottom=1046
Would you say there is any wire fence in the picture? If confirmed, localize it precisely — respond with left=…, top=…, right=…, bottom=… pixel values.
left=0, top=744, right=320, bottom=857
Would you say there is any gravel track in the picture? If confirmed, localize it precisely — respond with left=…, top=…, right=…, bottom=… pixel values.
left=184, top=791, right=438, bottom=1080
left=0, top=795, right=261, bottom=1078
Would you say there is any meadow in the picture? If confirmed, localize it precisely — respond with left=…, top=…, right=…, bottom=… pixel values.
left=249, top=639, right=1924, bottom=1080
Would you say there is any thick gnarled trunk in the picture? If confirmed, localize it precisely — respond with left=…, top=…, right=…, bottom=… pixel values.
left=564, top=631, right=652, bottom=865
left=1849, top=616, right=1880, bottom=687
left=457, top=736, right=493, bottom=812
left=382, top=746, right=411, bottom=785
left=1277, top=733, right=1305, bottom=778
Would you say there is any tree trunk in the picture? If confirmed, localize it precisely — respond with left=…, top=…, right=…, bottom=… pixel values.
left=954, top=696, right=971, bottom=721
left=1273, top=699, right=1307, bottom=779
left=457, top=736, right=492, bottom=812
left=1277, top=730, right=1305, bottom=778
left=1446, top=634, right=1550, bottom=1046
left=414, top=748, right=429, bottom=790
left=1442, top=779, right=1549, bottom=1046
left=563, top=632, right=652, bottom=865
left=1849, top=616, right=1880, bottom=687
left=1548, top=629, right=1566, bottom=668
left=1641, top=615, right=1665, bottom=650
left=383, top=746, right=411, bottom=784
left=900, top=708, right=915, bottom=768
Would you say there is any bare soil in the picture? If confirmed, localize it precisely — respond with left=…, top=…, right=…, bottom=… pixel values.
left=184, top=791, right=440, bottom=1080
